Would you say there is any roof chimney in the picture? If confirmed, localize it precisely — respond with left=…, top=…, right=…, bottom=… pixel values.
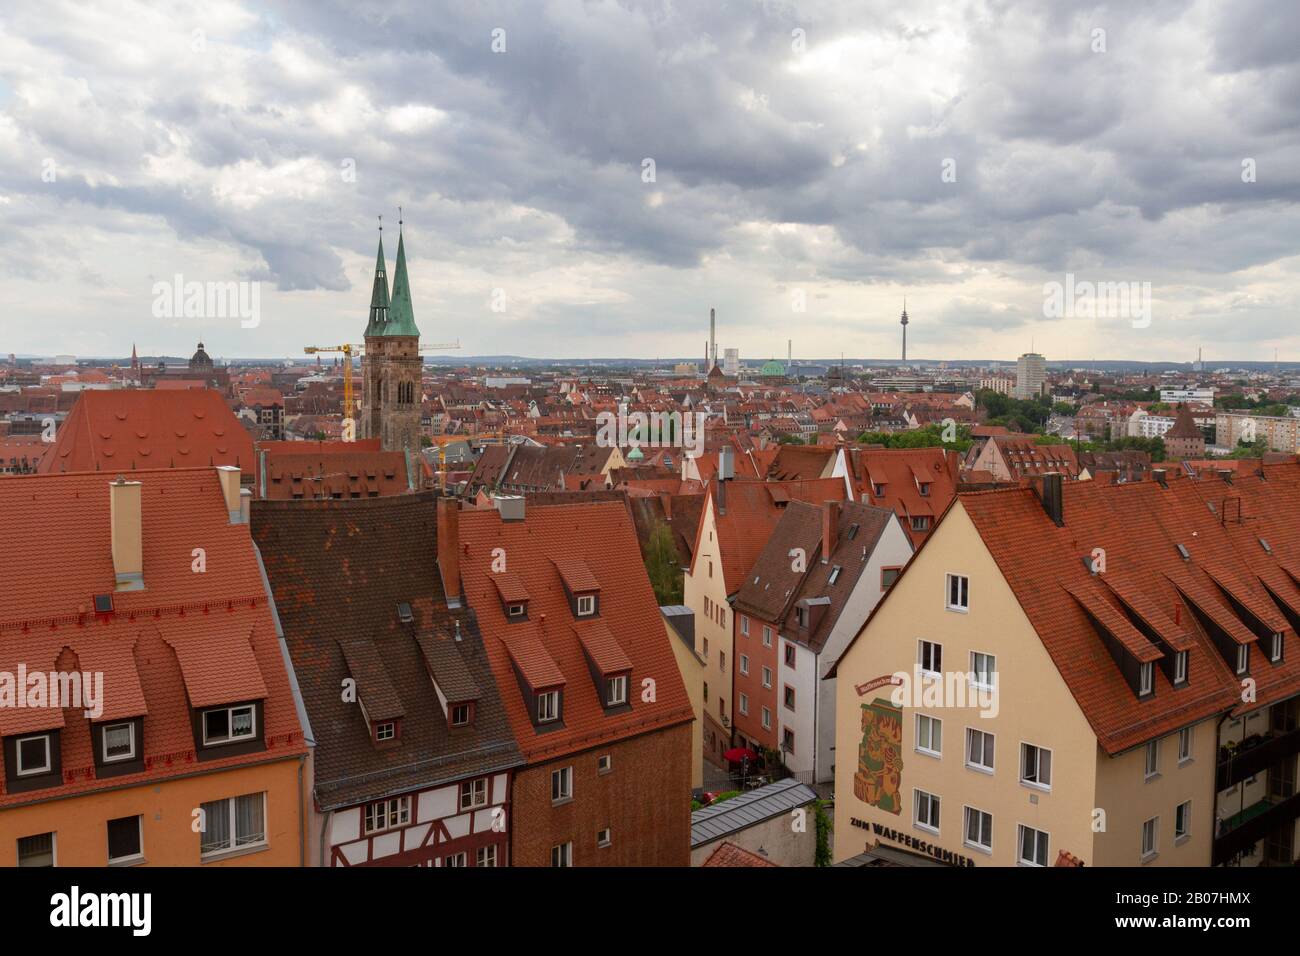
left=216, top=465, right=241, bottom=523
left=109, top=476, right=144, bottom=591
left=1152, top=467, right=1167, bottom=488
left=494, top=494, right=526, bottom=522
left=821, top=500, right=840, bottom=564
left=718, top=445, right=734, bottom=481
left=436, top=496, right=462, bottom=607
left=1038, top=472, right=1064, bottom=527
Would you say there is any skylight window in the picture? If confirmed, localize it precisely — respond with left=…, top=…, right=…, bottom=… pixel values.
left=397, top=602, right=414, bottom=624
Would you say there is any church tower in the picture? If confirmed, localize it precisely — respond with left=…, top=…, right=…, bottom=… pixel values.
left=360, top=217, right=423, bottom=457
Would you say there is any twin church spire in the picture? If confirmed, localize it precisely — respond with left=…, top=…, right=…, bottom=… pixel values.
left=363, top=213, right=420, bottom=339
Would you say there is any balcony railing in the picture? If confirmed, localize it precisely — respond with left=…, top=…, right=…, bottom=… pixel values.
left=1216, top=726, right=1300, bottom=791
left=1213, top=790, right=1300, bottom=866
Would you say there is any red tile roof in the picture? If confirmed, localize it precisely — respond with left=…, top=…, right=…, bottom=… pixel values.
left=39, top=388, right=254, bottom=476
left=459, top=501, right=692, bottom=762
left=958, top=465, right=1300, bottom=752
left=701, top=841, right=778, bottom=867
left=700, top=478, right=851, bottom=594
left=0, top=467, right=305, bottom=805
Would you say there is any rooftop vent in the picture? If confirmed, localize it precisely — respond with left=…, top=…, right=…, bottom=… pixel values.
left=1260, top=537, right=1273, bottom=554
left=1176, top=544, right=1190, bottom=561
left=397, top=602, right=414, bottom=624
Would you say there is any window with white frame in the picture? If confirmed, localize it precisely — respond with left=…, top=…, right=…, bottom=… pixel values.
left=918, top=640, right=942, bottom=675
left=364, top=795, right=411, bottom=834
left=551, top=842, right=572, bottom=867
left=1236, top=644, right=1248, bottom=675
left=966, top=728, right=995, bottom=772
left=102, top=722, right=136, bottom=763
left=477, top=845, right=498, bottom=867
left=597, top=827, right=612, bottom=848
left=1017, top=825, right=1049, bottom=866
left=375, top=721, right=396, bottom=741
left=739, top=693, right=749, bottom=716
left=1270, top=633, right=1283, bottom=663
left=201, top=793, right=266, bottom=856
left=1141, top=817, right=1158, bottom=859
left=1139, top=661, right=1154, bottom=696
left=597, top=753, right=612, bottom=774
left=576, top=595, right=596, bottom=617
left=1174, top=650, right=1188, bottom=685
left=970, top=652, right=996, bottom=689
left=740, top=654, right=749, bottom=676
left=15, top=734, right=51, bottom=776
left=914, top=789, right=940, bottom=833
left=762, top=626, right=773, bottom=647
left=606, top=674, right=628, bottom=707
left=946, top=573, right=969, bottom=611
left=762, top=707, right=772, bottom=730
left=202, top=704, right=256, bottom=746
left=1143, top=740, right=1160, bottom=779
left=916, top=714, right=942, bottom=756
left=445, top=851, right=467, bottom=867
left=551, top=766, right=573, bottom=803
left=1174, top=801, right=1191, bottom=841
left=537, top=690, right=560, bottom=723
left=762, top=666, right=773, bottom=689
left=963, top=806, right=993, bottom=852
left=460, top=777, right=488, bottom=811
left=1020, top=743, right=1052, bottom=789
left=740, top=616, right=749, bottom=636
left=1177, top=727, right=1193, bottom=764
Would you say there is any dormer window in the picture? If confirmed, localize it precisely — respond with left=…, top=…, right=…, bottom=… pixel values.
left=202, top=704, right=256, bottom=746
left=1270, top=633, right=1283, bottom=663
left=1174, top=650, right=1189, bottom=685
left=450, top=702, right=474, bottom=726
left=507, top=603, right=527, bottom=619
left=873, top=483, right=886, bottom=497
left=918, top=482, right=931, bottom=497
left=375, top=721, right=397, bottom=742
left=538, top=689, right=561, bottom=723
left=15, top=734, right=51, bottom=776
left=576, top=594, right=596, bottom=617
left=606, top=675, right=628, bottom=707
left=1139, top=661, right=1154, bottom=696
left=1236, top=644, right=1249, bottom=675
left=102, top=722, right=136, bottom=762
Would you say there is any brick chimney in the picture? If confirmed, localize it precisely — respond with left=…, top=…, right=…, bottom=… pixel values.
left=216, top=465, right=241, bottom=523
left=109, top=476, right=144, bottom=591
left=437, top=496, right=462, bottom=606
left=1038, top=472, right=1064, bottom=526
left=821, top=500, right=840, bottom=563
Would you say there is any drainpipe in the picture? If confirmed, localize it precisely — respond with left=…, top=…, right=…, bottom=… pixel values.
left=298, top=754, right=306, bottom=868
left=319, top=808, right=332, bottom=868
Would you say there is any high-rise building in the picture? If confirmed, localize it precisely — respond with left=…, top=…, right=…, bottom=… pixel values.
left=1014, top=352, right=1047, bottom=399
left=360, top=222, right=423, bottom=457
left=723, top=348, right=739, bottom=376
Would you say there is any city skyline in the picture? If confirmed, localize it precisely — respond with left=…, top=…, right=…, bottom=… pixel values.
left=2, top=1, right=1300, bottom=361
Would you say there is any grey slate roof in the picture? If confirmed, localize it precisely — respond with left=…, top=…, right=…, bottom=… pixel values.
left=691, top=777, right=818, bottom=848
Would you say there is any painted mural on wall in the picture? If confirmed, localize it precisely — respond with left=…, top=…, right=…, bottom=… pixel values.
left=854, top=697, right=903, bottom=815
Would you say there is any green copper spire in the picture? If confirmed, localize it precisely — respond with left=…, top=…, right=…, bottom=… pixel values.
left=385, top=218, right=420, bottom=338
left=363, top=225, right=390, bottom=338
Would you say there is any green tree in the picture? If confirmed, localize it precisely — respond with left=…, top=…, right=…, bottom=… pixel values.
left=644, top=520, right=683, bottom=605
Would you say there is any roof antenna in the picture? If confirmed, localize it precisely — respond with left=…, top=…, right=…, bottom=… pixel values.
left=378, top=214, right=382, bottom=233
left=398, top=205, right=403, bottom=232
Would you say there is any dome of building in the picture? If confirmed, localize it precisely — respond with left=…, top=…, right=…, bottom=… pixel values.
left=760, top=359, right=785, bottom=376
left=189, top=342, right=214, bottom=369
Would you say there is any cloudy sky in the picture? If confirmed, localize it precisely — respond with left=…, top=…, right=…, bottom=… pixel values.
left=2, top=0, right=1299, bottom=363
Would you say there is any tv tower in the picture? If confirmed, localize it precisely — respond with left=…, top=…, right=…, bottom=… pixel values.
left=900, top=299, right=910, bottom=363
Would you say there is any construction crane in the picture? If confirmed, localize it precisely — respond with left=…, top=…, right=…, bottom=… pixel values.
left=303, top=340, right=461, bottom=429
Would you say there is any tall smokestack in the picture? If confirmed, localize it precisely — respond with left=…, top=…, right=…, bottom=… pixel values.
left=709, top=308, right=716, bottom=367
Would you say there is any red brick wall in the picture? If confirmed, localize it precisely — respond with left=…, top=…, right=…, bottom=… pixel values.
left=510, top=722, right=691, bottom=867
